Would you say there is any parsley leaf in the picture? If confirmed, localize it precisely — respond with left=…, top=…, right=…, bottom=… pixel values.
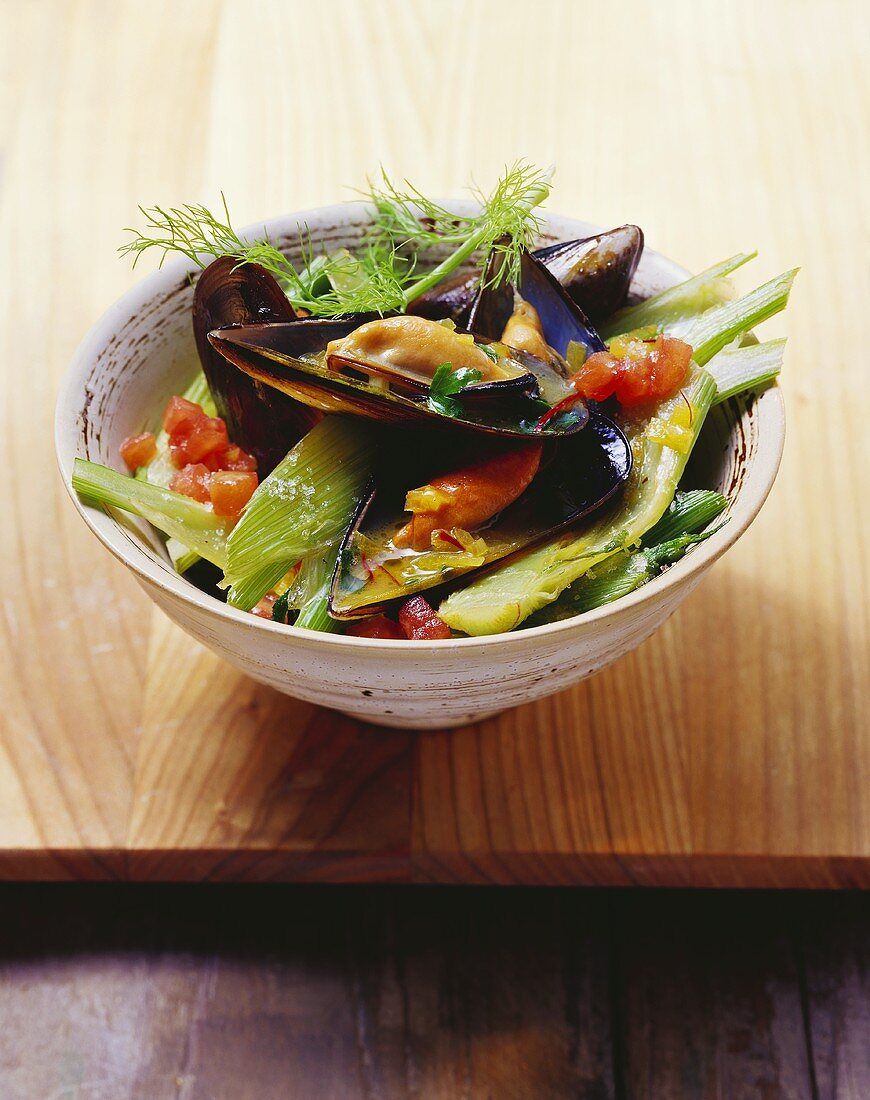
left=478, top=343, right=500, bottom=364
left=426, top=363, right=483, bottom=417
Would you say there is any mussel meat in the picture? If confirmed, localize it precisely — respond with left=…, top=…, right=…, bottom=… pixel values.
left=208, top=312, right=588, bottom=439
left=468, top=248, right=607, bottom=363
left=192, top=258, right=320, bottom=473
left=328, top=412, right=633, bottom=618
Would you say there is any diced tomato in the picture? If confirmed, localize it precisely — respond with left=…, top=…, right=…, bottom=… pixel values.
left=571, top=352, right=620, bottom=402
left=572, top=336, right=693, bottom=408
left=208, top=470, right=258, bottom=519
left=169, top=462, right=212, bottom=503
left=251, top=592, right=278, bottom=619
left=119, top=431, right=157, bottom=471
left=652, top=336, right=694, bottom=396
left=162, top=392, right=230, bottom=468
left=162, top=395, right=203, bottom=435
left=222, top=444, right=258, bottom=472
left=398, top=596, right=452, bottom=640
left=199, top=450, right=227, bottom=472
left=183, top=416, right=229, bottom=463
left=346, top=615, right=405, bottom=640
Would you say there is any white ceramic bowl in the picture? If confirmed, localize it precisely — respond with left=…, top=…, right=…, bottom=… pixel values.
left=56, top=204, right=785, bottom=729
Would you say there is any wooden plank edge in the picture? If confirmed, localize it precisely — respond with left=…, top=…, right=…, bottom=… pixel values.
left=0, top=850, right=867, bottom=886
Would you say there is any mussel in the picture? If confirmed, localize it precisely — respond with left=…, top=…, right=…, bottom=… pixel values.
left=407, top=225, right=643, bottom=326
left=201, top=250, right=633, bottom=623
left=405, top=270, right=477, bottom=325
left=192, top=257, right=320, bottom=473
left=533, top=225, right=643, bottom=323
left=327, top=412, right=632, bottom=618
left=209, top=312, right=588, bottom=439
left=467, top=248, right=606, bottom=363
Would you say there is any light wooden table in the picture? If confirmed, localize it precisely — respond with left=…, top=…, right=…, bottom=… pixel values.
left=1, top=0, right=867, bottom=885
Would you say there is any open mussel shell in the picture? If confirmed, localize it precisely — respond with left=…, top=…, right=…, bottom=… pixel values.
left=406, top=226, right=644, bottom=327
left=328, top=412, right=632, bottom=618
left=208, top=319, right=588, bottom=439
left=467, top=249, right=607, bottom=362
left=534, top=225, right=644, bottom=323
left=192, top=258, right=321, bottom=474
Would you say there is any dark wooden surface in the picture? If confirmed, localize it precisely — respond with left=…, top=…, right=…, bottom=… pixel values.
left=0, top=887, right=865, bottom=1099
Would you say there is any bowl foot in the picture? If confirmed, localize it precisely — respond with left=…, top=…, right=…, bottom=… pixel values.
left=339, top=707, right=504, bottom=731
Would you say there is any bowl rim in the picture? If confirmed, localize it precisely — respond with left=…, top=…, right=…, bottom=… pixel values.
left=55, top=201, right=786, bottom=650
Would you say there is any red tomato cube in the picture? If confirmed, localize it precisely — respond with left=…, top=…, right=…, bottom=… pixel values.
left=346, top=615, right=405, bottom=640
left=169, top=463, right=212, bottom=503
left=398, top=596, right=452, bottom=640
left=572, top=352, right=620, bottom=402
left=222, top=444, right=258, bottom=472
left=162, top=395, right=203, bottom=435
left=208, top=470, right=258, bottom=519
left=184, top=416, right=229, bottom=463
left=200, top=451, right=227, bottom=472
left=119, top=431, right=157, bottom=471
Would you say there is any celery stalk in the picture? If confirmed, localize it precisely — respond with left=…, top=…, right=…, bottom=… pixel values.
left=222, top=417, right=377, bottom=607
left=682, top=271, right=797, bottom=366
left=72, top=459, right=229, bottom=568
left=707, top=339, right=786, bottom=404
left=600, top=253, right=756, bottom=339
left=439, top=367, right=718, bottom=635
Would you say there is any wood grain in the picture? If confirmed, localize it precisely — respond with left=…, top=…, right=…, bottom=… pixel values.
left=0, top=886, right=866, bottom=1099
left=0, top=0, right=868, bottom=884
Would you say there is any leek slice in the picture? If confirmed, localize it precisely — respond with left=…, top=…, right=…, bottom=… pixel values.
left=226, top=559, right=297, bottom=611
left=600, top=253, right=756, bottom=339
left=293, top=548, right=343, bottom=633
left=72, top=459, right=229, bottom=568
left=438, top=367, right=718, bottom=635
left=641, top=489, right=728, bottom=544
left=528, top=490, right=727, bottom=624
left=707, top=338, right=786, bottom=404
left=528, top=531, right=717, bottom=622
left=165, top=538, right=202, bottom=574
left=222, top=417, right=377, bottom=605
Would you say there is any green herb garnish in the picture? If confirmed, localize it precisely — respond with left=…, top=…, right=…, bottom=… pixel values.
left=120, top=162, right=553, bottom=318
left=271, top=590, right=292, bottom=624
left=426, top=364, right=484, bottom=417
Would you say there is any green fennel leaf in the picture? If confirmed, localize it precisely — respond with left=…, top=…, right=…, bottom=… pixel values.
left=120, top=163, right=553, bottom=319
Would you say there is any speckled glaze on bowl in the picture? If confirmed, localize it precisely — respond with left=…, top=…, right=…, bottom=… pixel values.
left=56, top=204, right=785, bottom=729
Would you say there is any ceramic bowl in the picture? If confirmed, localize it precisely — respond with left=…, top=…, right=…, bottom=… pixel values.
left=56, top=204, right=785, bottom=729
